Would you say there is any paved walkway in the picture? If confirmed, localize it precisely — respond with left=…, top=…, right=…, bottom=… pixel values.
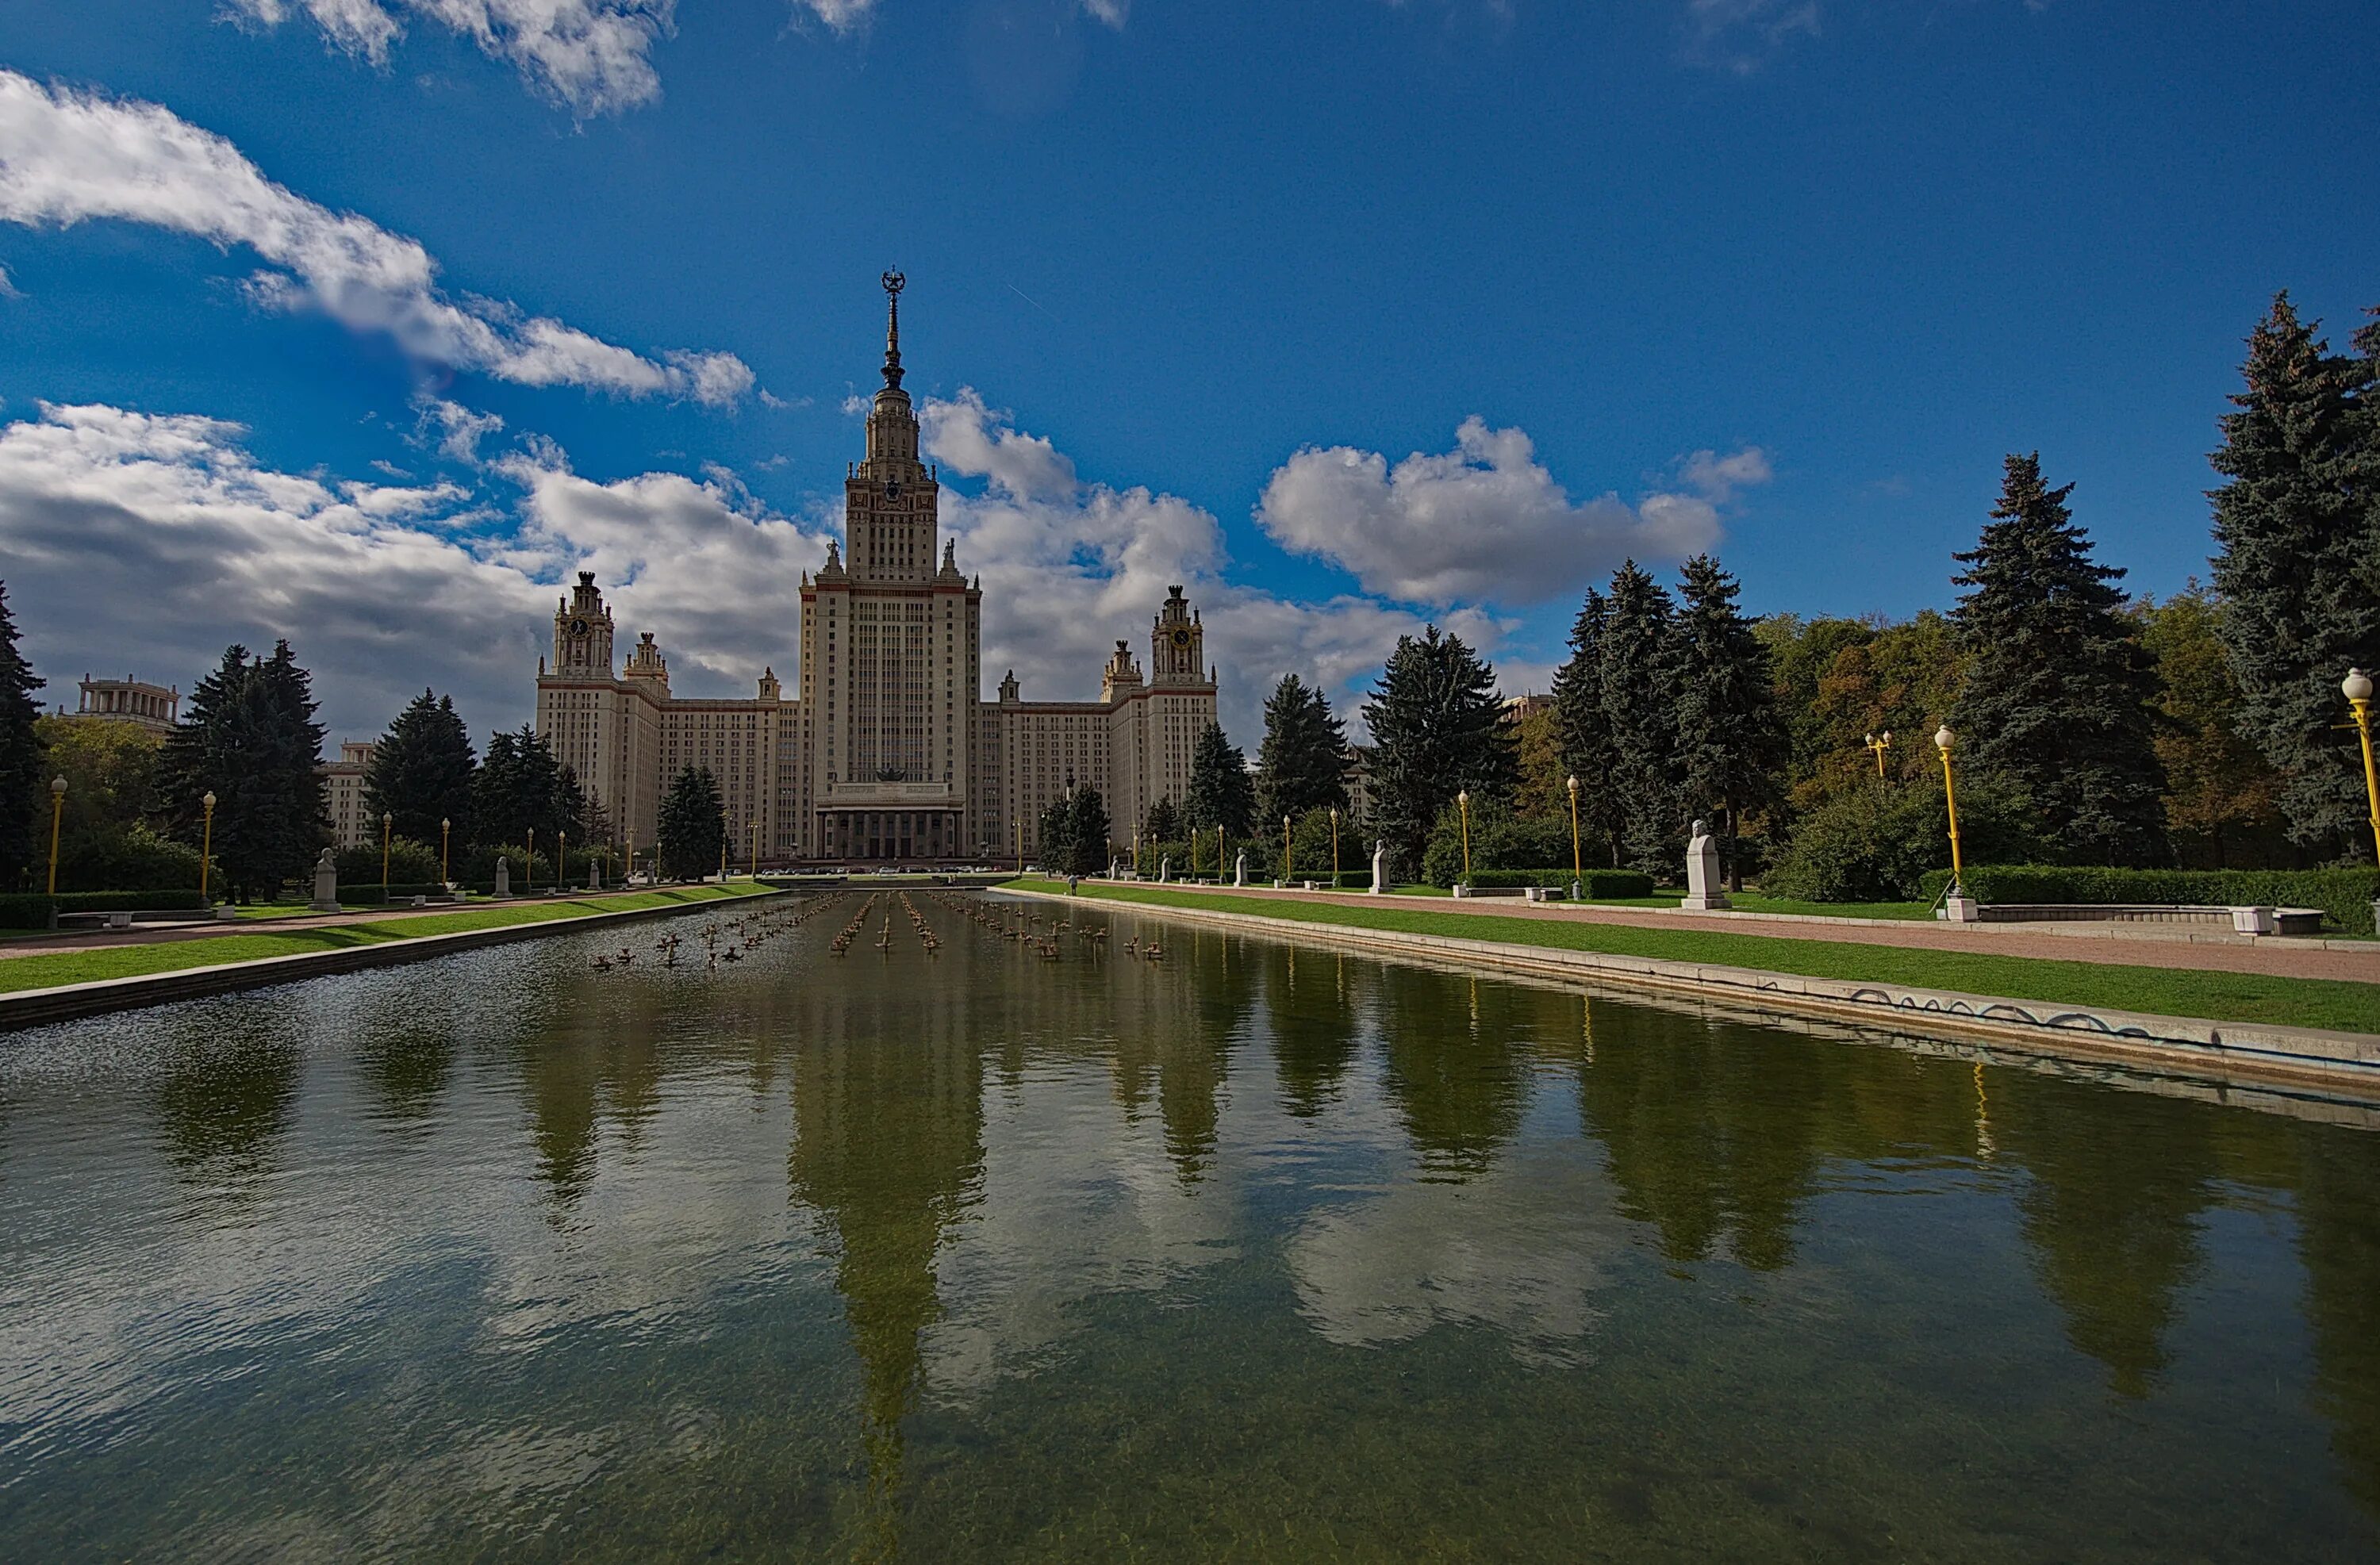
left=1109, top=884, right=2380, bottom=985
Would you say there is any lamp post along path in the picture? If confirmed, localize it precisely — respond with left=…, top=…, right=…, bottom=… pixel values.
left=1457, top=788, right=1472, bottom=892
left=46, top=776, right=67, bottom=899
left=200, top=790, right=217, bottom=903
left=2345, top=669, right=2380, bottom=866
left=1565, top=775, right=1581, bottom=898
left=1866, top=731, right=1892, bottom=780
left=440, top=817, right=451, bottom=888
left=1330, top=807, right=1340, bottom=888
left=381, top=811, right=393, bottom=899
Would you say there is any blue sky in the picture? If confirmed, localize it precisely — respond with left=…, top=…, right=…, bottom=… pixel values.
left=0, top=0, right=2371, bottom=747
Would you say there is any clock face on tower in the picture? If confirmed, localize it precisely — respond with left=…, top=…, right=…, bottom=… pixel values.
left=1170, top=627, right=1192, bottom=649
left=569, top=618, right=590, bottom=638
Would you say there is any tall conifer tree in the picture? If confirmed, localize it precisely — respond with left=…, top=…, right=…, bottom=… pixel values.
left=1673, top=554, right=1787, bottom=889
left=1253, top=674, right=1349, bottom=826
left=1551, top=585, right=1622, bottom=868
left=1066, top=787, right=1113, bottom=876
left=1182, top=721, right=1255, bottom=838
left=2209, top=293, right=2380, bottom=854
left=1951, top=454, right=2168, bottom=866
left=1599, top=562, right=1684, bottom=876
left=1362, top=625, right=1515, bottom=877
left=0, top=584, right=44, bottom=888
left=160, top=641, right=326, bottom=899
left=656, top=765, right=724, bottom=879
left=364, top=689, right=478, bottom=849
left=473, top=724, right=564, bottom=849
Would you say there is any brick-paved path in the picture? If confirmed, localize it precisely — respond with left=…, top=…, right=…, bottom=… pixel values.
left=0, top=889, right=697, bottom=961
left=1106, top=884, right=2380, bottom=985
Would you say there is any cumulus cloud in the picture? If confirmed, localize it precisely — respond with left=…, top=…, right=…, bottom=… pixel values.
left=0, top=71, right=751, bottom=403
left=923, top=389, right=1472, bottom=744
left=416, top=397, right=505, bottom=463
left=225, top=0, right=673, bottom=117
left=0, top=402, right=829, bottom=741
left=0, top=261, right=19, bottom=298
left=795, top=0, right=1125, bottom=33
left=1255, top=418, right=1767, bottom=607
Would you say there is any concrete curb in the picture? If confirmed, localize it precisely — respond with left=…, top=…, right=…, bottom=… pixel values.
left=1012, top=888, right=2380, bottom=1100
left=0, top=889, right=790, bottom=1033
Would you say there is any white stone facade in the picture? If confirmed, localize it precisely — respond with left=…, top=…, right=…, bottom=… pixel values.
left=534, top=281, right=1217, bottom=865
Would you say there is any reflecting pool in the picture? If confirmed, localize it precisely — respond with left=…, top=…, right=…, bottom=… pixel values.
left=2, top=890, right=2378, bottom=1562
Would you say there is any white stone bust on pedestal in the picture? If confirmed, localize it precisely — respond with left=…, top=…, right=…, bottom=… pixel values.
left=1234, top=851, right=1247, bottom=887
left=1370, top=841, right=1388, bottom=895
left=1679, top=818, right=1730, bottom=911
left=1160, top=855, right=1170, bottom=884
left=493, top=856, right=512, bottom=899
left=309, top=847, right=339, bottom=912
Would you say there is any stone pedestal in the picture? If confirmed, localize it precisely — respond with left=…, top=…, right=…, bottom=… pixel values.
left=1941, top=895, right=1980, bottom=923
left=309, top=848, right=339, bottom=912
left=1370, top=842, right=1387, bottom=896
left=493, top=857, right=512, bottom=900
left=1234, top=852, right=1247, bottom=888
left=589, top=860, right=602, bottom=892
left=1679, top=819, right=1731, bottom=911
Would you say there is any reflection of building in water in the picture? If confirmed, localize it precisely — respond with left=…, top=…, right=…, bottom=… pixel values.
left=783, top=935, right=987, bottom=1551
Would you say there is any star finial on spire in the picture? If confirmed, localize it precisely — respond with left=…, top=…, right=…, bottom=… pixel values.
left=880, top=269, right=906, bottom=391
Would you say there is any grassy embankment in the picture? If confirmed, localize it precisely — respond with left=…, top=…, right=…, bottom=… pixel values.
left=0, top=883, right=775, bottom=995
left=1006, top=878, right=2380, bottom=1034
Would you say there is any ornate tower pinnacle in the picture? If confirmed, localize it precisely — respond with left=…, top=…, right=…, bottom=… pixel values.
left=881, top=269, right=906, bottom=391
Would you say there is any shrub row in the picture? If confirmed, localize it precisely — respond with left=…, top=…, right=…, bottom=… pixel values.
left=1916, top=865, right=2380, bottom=935
left=0, top=889, right=212, bottom=929
left=1467, top=869, right=1659, bottom=897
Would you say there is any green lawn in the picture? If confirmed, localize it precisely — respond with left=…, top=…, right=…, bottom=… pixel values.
left=1006, top=879, right=2380, bottom=1035
left=0, top=884, right=776, bottom=995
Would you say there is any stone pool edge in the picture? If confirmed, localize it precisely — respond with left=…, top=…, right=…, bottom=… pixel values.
left=0, top=890, right=793, bottom=1031
left=1009, top=888, right=2380, bottom=1100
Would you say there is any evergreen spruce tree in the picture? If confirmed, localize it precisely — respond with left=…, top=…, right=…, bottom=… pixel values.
left=1362, top=625, right=1516, bottom=877
left=1067, top=787, right=1113, bottom=877
left=251, top=639, right=329, bottom=891
left=363, top=689, right=478, bottom=850
left=655, top=765, right=724, bottom=879
left=1673, top=554, right=1787, bottom=889
left=1951, top=454, right=2169, bottom=865
left=1037, top=795, right=1074, bottom=869
left=1551, top=585, right=1622, bottom=868
left=2209, top=293, right=2380, bottom=854
left=1253, top=674, right=1349, bottom=825
left=1599, top=562, right=1685, bottom=876
left=0, top=584, right=45, bottom=888
left=473, top=724, right=563, bottom=849
left=1143, top=796, right=1184, bottom=843
left=1182, top=721, right=1256, bottom=838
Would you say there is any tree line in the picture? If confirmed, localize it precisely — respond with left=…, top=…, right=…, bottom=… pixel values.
left=1128, top=292, right=2380, bottom=896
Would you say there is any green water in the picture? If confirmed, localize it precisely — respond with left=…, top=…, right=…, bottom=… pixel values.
left=2, top=890, right=2377, bottom=1563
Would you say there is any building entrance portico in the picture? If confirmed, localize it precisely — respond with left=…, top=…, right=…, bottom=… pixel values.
left=819, top=807, right=965, bottom=862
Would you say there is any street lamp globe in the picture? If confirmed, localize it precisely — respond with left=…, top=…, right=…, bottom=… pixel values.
left=51, top=776, right=67, bottom=797
left=1457, top=788, right=1468, bottom=806
left=2345, top=668, right=2375, bottom=705
left=202, top=790, right=216, bottom=810
left=1567, top=775, right=1578, bottom=793
left=1933, top=725, right=1954, bottom=753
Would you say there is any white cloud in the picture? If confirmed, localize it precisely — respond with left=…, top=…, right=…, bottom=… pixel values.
left=0, top=402, right=828, bottom=741
left=415, top=397, right=505, bottom=463
left=924, top=390, right=1507, bottom=745
left=225, top=0, right=673, bottom=117
left=1255, top=418, right=1764, bottom=607
left=793, top=0, right=1126, bottom=33
left=0, top=71, right=751, bottom=403
left=1679, top=0, right=1821, bottom=74
left=0, top=261, right=19, bottom=298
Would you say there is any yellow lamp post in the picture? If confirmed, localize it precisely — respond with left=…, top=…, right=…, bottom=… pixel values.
left=718, top=830, right=727, bottom=884
left=440, top=817, right=451, bottom=887
left=1457, top=788, right=1472, bottom=889
left=526, top=827, right=536, bottom=896
left=46, top=776, right=67, bottom=896
left=1565, top=775, right=1581, bottom=896
left=1330, top=806, right=1340, bottom=888
left=200, top=790, right=217, bottom=903
left=750, top=819, right=759, bottom=879
left=1283, top=815, right=1292, bottom=884
left=624, top=833, right=635, bottom=884
left=557, top=829, right=568, bottom=893
left=1933, top=725, right=1964, bottom=892
left=380, top=811, right=393, bottom=899
left=2346, top=669, right=2380, bottom=865
left=1865, top=730, right=1893, bottom=780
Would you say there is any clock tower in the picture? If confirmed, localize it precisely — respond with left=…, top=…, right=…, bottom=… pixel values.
left=1150, top=585, right=1204, bottom=685
left=554, top=570, right=616, bottom=676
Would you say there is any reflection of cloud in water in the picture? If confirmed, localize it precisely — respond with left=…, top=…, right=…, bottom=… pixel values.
left=926, top=1058, right=1239, bottom=1395
left=1285, top=1083, right=1623, bottom=1367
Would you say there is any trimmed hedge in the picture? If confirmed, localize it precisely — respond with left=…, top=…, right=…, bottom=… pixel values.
left=1468, top=869, right=1658, bottom=897
left=1917, top=865, right=2380, bottom=935
left=0, top=889, right=212, bottom=929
